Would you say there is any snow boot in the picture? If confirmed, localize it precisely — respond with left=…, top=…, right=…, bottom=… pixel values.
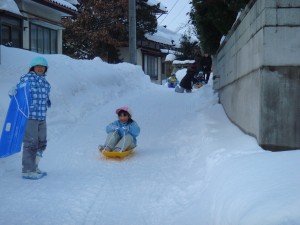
left=22, top=171, right=46, bottom=180
left=99, top=145, right=112, bottom=152
left=175, top=86, right=184, bottom=93
left=35, top=151, right=47, bottom=176
left=98, top=145, right=104, bottom=152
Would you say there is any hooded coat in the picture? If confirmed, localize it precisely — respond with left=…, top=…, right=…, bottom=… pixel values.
left=179, top=70, right=194, bottom=90
left=19, top=71, right=51, bottom=120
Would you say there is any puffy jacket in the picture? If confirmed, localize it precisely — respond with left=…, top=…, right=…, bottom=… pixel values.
left=19, top=71, right=51, bottom=120
left=180, top=70, right=196, bottom=90
left=167, top=77, right=178, bottom=86
left=200, top=56, right=212, bottom=73
left=106, top=120, right=140, bottom=145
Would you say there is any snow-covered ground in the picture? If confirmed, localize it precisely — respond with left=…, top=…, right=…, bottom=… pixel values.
left=0, top=46, right=300, bottom=225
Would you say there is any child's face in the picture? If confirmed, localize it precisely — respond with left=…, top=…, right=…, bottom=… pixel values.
left=118, top=113, right=129, bottom=123
left=34, top=65, right=46, bottom=75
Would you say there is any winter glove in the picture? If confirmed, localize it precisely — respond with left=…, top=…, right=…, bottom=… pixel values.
left=8, top=86, right=17, bottom=98
left=111, top=125, right=119, bottom=131
left=47, top=99, right=51, bottom=108
left=121, top=126, right=129, bottom=134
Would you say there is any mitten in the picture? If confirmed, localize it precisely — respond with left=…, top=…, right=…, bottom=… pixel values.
left=8, top=86, right=17, bottom=97
left=122, top=126, right=129, bottom=134
left=111, top=125, right=119, bottom=131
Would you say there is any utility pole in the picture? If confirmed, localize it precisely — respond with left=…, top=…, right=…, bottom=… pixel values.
left=129, top=0, right=137, bottom=65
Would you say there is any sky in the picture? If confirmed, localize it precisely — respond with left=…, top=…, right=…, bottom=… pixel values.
left=156, top=0, right=194, bottom=36
left=0, top=0, right=193, bottom=34
left=0, top=0, right=196, bottom=47
left=0, top=46, right=300, bottom=225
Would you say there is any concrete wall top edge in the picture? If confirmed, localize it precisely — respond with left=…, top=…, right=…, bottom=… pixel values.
left=263, top=0, right=300, bottom=8
left=217, top=2, right=300, bottom=56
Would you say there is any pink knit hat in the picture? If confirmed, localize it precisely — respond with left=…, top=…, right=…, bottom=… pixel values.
left=116, top=106, right=132, bottom=117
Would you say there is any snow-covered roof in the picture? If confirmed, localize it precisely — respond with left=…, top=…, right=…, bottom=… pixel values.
left=0, top=0, right=22, bottom=15
left=165, top=54, right=176, bottom=62
left=146, top=0, right=167, bottom=12
left=146, top=26, right=182, bottom=48
left=0, top=0, right=77, bottom=14
left=63, top=0, right=79, bottom=5
left=173, top=60, right=195, bottom=65
left=48, top=0, right=78, bottom=11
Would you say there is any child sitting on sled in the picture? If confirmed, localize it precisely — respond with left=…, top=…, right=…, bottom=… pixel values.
left=167, top=72, right=178, bottom=88
left=193, top=71, right=206, bottom=88
left=98, top=107, right=140, bottom=152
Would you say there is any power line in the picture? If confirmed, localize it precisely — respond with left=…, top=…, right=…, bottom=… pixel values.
left=166, top=3, right=189, bottom=28
left=158, top=0, right=180, bottom=25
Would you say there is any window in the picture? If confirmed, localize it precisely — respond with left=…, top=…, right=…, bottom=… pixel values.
left=31, top=25, right=37, bottom=52
left=2, top=25, right=11, bottom=45
left=0, top=16, right=22, bottom=47
left=145, top=55, right=158, bottom=80
left=50, top=30, right=57, bottom=54
left=43, top=29, right=50, bottom=54
left=37, top=26, right=43, bottom=53
left=30, top=24, right=57, bottom=54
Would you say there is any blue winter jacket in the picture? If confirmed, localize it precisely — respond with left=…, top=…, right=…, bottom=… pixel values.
left=106, top=120, right=140, bottom=145
left=19, top=71, right=51, bottom=121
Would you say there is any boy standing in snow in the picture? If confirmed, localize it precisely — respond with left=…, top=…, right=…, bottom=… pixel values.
left=10, top=57, right=51, bottom=180
left=98, top=107, right=140, bottom=152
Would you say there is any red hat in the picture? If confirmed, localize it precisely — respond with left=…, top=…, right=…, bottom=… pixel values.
left=116, top=106, right=132, bottom=117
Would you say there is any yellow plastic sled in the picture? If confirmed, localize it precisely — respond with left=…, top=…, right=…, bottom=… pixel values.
left=100, top=148, right=134, bottom=159
left=193, top=83, right=204, bottom=89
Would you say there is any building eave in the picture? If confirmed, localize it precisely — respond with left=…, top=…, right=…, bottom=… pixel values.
left=0, top=9, right=27, bottom=20
left=32, top=0, right=77, bottom=16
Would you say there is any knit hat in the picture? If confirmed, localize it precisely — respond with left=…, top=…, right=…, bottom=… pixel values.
left=116, top=106, right=132, bottom=117
left=30, top=56, right=48, bottom=68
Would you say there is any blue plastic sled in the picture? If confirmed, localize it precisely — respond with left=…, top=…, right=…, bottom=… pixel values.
left=0, top=83, right=31, bottom=158
left=168, top=83, right=176, bottom=88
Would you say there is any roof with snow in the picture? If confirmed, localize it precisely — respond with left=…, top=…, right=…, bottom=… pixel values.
left=0, top=0, right=22, bottom=15
left=146, top=26, right=182, bottom=48
left=165, top=54, right=176, bottom=62
left=38, top=0, right=77, bottom=11
left=146, top=0, right=167, bottom=12
left=0, top=0, right=78, bottom=15
left=173, top=60, right=195, bottom=65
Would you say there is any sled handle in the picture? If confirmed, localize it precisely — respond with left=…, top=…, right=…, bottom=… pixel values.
left=13, top=84, right=30, bottom=119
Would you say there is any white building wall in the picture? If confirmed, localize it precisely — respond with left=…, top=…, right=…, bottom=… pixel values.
left=213, top=0, right=300, bottom=150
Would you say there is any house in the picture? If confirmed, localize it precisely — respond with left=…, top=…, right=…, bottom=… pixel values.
left=119, top=26, right=182, bottom=84
left=0, top=0, right=77, bottom=54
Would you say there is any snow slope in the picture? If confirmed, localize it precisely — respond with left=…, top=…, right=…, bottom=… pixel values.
left=0, top=46, right=300, bottom=225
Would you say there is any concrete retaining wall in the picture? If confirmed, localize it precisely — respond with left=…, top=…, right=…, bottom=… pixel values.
left=213, top=0, right=300, bottom=150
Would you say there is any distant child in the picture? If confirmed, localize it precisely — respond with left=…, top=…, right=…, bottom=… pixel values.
left=167, top=72, right=178, bottom=88
left=98, top=107, right=140, bottom=152
left=193, top=71, right=206, bottom=89
left=194, top=71, right=206, bottom=84
left=9, top=56, right=51, bottom=180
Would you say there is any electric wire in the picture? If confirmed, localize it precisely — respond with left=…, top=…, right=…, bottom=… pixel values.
left=158, top=0, right=180, bottom=25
